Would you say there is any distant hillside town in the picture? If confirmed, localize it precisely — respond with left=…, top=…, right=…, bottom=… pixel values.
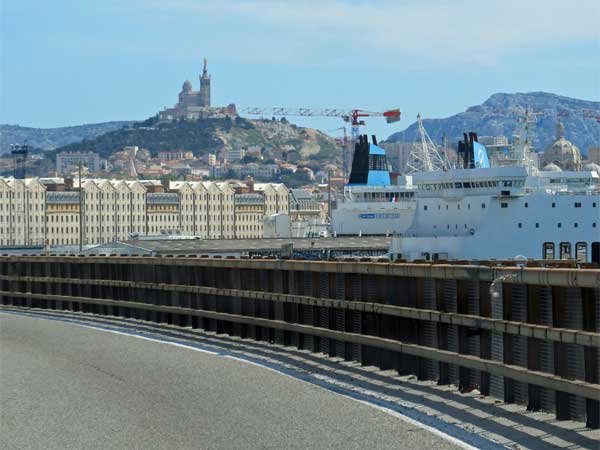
left=0, top=58, right=340, bottom=183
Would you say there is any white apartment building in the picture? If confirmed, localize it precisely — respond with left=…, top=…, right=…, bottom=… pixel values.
left=254, top=183, right=290, bottom=217
left=0, top=177, right=290, bottom=247
left=0, top=178, right=46, bottom=246
left=234, top=193, right=264, bottom=239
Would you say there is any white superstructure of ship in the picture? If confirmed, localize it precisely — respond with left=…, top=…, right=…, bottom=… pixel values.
left=332, top=116, right=600, bottom=262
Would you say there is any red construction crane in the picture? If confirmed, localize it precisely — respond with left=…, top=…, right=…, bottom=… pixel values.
left=242, top=107, right=401, bottom=141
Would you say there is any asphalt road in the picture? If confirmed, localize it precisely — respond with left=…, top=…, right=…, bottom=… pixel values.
left=0, top=313, right=462, bottom=450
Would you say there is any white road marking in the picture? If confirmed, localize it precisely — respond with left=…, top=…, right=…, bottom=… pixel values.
left=1, top=310, right=493, bottom=450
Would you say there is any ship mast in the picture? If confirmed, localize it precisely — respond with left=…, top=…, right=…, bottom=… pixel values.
left=407, top=114, right=448, bottom=173
left=510, top=109, right=539, bottom=171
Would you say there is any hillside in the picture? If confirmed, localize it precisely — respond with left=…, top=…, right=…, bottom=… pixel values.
left=0, top=121, right=133, bottom=153
left=386, top=92, right=600, bottom=154
left=52, top=116, right=339, bottom=163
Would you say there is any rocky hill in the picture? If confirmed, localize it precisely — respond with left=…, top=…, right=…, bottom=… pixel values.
left=0, top=121, right=133, bottom=153
left=386, top=92, right=600, bottom=155
left=51, top=116, right=338, bottom=163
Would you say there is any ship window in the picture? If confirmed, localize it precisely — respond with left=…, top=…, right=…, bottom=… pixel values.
left=535, top=223, right=539, bottom=228
left=424, top=205, right=428, bottom=211
left=464, top=182, right=471, bottom=188
left=457, top=204, right=460, bottom=210
left=447, top=224, right=450, bottom=229
left=593, top=222, right=597, bottom=228
left=576, top=242, right=587, bottom=262
left=518, top=223, right=522, bottom=228
left=593, top=202, right=597, bottom=207
left=501, top=203, right=508, bottom=208
left=574, top=202, right=581, bottom=208
left=557, top=223, right=562, bottom=228
left=552, top=202, right=556, bottom=208
left=560, top=242, right=571, bottom=259
left=543, top=242, right=554, bottom=259
left=593, top=242, right=600, bottom=263
left=467, top=204, right=470, bottom=209
left=482, top=203, right=486, bottom=209
left=438, top=205, right=441, bottom=210
left=446, top=205, right=448, bottom=210
left=574, top=223, right=578, bottom=228
left=455, top=182, right=462, bottom=188
left=524, top=202, right=528, bottom=208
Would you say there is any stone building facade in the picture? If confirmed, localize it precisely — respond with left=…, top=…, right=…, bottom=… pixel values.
left=56, top=151, right=101, bottom=175
left=0, top=177, right=289, bottom=247
left=541, top=122, right=582, bottom=171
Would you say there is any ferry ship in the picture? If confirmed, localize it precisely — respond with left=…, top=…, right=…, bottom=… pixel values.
left=332, top=126, right=600, bottom=263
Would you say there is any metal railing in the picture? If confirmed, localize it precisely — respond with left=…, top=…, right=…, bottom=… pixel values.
left=1, top=255, right=598, bottom=427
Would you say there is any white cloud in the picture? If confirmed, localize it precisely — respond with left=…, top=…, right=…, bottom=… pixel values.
left=115, top=0, right=600, bottom=67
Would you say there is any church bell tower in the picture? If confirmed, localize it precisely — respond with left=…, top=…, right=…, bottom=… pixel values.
left=199, top=58, right=211, bottom=107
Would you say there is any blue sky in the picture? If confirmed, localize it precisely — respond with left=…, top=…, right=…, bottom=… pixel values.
left=1, top=0, right=599, bottom=140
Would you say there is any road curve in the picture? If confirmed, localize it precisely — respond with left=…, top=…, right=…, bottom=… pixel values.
left=0, top=313, right=462, bottom=450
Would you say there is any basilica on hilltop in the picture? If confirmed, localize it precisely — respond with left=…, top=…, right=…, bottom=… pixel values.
left=159, top=58, right=237, bottom=121
left=540, top=122, right=582, bottom=171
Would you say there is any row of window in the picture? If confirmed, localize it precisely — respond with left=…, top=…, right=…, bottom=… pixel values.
left=418, top=179, right=526, bottom=191
left=424, top=200, right=598, bottom=210
left=542, top=242, right=600, bottom=262
left=519, top=222, right=596, bottom=229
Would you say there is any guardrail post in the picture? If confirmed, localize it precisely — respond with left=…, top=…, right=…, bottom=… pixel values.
left=286, top=270, right=300, bottom=348
left=350, top=272, right=362, bottom=364
left=230, top=267, right=243, bottom=337
left=556, top=287, right=587, bottom=421
left=257, top=269, right=272, bottom=342
left=318, top=271, right=331, bottom=356
left=478, top=281, right=492, bottom=396
left=300, top=269, right=316, bottom=352
left=584, top=287, right=600, bottom=428
left=334, top=271, right=349, bottom=360
left=396, top=276, right=418, bottom=375
left=4, top=261, right=15, bottom=306
left=538, top=286, right=556, bottom=412
left=420, top=277, right=439, bottom=381
left=489, top=278, right=505, bottom=401
left=241, top=268, right=256, bottom=339
left=362, top=273, right=380, bottom=368
left=465, top=279, right=482, bottom=391
left=24, top=261, right=33, bottom=307
left=508, top=284, right=529, bottom=406
left=439, top=280, right=459, bottom=386
left=272, top=269, right=285, bottom=345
